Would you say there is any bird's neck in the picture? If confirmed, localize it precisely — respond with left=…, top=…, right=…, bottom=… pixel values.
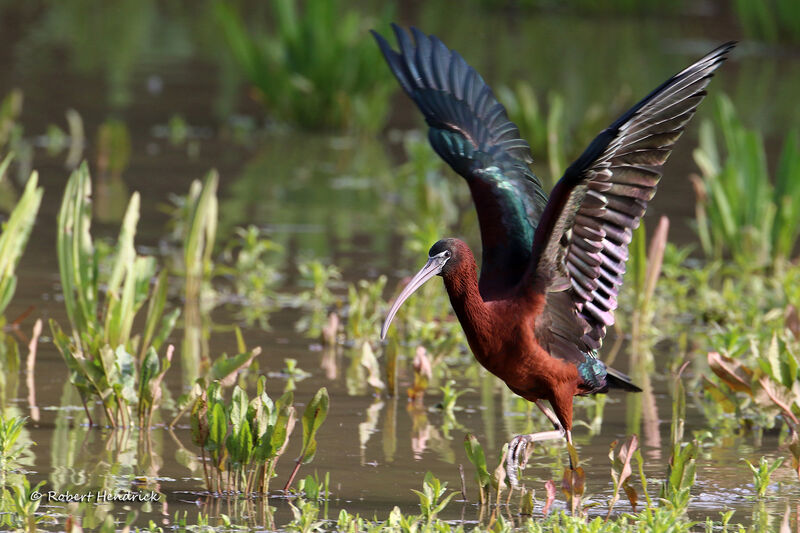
left=443, top=266, right=493, bottom=354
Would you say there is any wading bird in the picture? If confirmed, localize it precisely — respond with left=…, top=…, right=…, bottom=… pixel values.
left=374, top=25, right=733, bottom=480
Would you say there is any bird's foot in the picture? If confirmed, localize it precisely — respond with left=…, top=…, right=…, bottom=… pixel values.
left=507, top=434, right=533, bottom=485
left=506, top=429, right=564, bottom=487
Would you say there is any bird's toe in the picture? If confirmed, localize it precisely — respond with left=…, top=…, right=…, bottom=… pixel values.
left=507, top=435, right=532, bottom=487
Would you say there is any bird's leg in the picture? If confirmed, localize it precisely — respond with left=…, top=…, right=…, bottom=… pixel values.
left=535, top=399, right=564, bottom=432
left=565, top=429, right=575, bottom=470
left=507, top=400, right=567, bottom=487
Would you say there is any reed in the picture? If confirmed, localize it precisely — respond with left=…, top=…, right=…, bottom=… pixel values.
left=692, top=95, right=800, bottom=269
left=50, top=163, right=179, bottom=428
left=734, top=0, right=800, bottom=43
left=0, top=156, right=43, bottom=317
left=215, top=0, right=393, bottom=132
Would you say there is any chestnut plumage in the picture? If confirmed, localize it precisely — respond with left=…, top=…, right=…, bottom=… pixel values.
left=375, top=24, right=733, bottom=479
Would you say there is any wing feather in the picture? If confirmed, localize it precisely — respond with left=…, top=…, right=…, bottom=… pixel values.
left=373, top=24, right=549, bottom=297
left=530, top=42, right=735, bottom=387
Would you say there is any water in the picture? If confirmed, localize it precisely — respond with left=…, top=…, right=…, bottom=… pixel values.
left=0, top=2, right=798, bottom=529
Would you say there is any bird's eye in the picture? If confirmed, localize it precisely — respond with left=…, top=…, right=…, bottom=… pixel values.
left=444, top=250, right=451, bottom=258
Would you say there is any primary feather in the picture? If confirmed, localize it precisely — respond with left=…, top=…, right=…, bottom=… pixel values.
left=374, top=24, right=733, bottom=393
left=530, top=42, right=735, bottom=390
left=372, top=24, right=548, bottom=299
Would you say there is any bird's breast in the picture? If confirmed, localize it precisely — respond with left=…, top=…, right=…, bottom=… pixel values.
left=460, top=300, right=578, bottom=400
left=446, top=282, right=576, bottom=398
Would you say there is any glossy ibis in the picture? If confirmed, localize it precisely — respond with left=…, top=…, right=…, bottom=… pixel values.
left=374, top=25, right=733, bottom=480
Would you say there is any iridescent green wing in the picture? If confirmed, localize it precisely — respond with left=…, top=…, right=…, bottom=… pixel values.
left=373, top=25, right=548, bottom=298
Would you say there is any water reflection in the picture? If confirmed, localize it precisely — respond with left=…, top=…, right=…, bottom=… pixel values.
left=25, top=318, right=41, bottom=422
left=407, top=402, right=454, bottom=463
left=358, top=397, right=383, bottom=466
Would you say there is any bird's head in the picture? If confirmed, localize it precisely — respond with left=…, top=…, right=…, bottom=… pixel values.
left=381, top=238, right=466, bottom=340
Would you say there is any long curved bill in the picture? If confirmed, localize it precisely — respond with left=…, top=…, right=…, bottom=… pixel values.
left=381, top=254, right=448, bottom=340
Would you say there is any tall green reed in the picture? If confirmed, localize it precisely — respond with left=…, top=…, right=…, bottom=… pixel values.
left=215, top=0, right=393, bottom=132
left=50, top=163, right=179, bottom=428
left=733, top=0, right=800, bottom=43
left=0, top=156, right=42, bottom=317
left=180, top=172, right=218, bottom=384
left=692, top=94, right=800, bottom=269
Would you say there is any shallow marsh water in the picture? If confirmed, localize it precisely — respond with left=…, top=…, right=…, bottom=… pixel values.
left=0, top=1, right=799, bottom=529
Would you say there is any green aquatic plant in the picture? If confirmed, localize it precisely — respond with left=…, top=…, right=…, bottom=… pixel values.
left=660, top=372, right=700, bottom=513
left=297, top=471, right=330, bottom=502
left=733, top=0, right=800, bottom=43
left=5, top=476, right=47, bottom=531
left=396, top=133, right=462, bottom=228
left=345, top=276, right=387, bottom=342
left=189, top=374, right=327, bottom=496
left=286, top=498, right=325, bottom=533
left=50, top=163, right=179, bottom=428
left=180, top=172, right=219, bottom=384
left=606, top=435, right=639, bottom=519
left=284, top=387, right=330, bottom=491
left=170, top=339, right=261, bottom=428
left=464, top=434, right=492, bottom=504
left=219, top=225, right=284, bottom=327
left=95, top=118, right=131, bottom=179
left=181, top=172, right=219, bottom=297
left=0, top=90, right=35, bottom=183
left=190, top=376, right=297, bottom=495
left=622, top=217, right=669, bottom=336
left=0, top=414, right=47, bottom=530
left=412, top=471, right=457, bottom=526
left=478, top=0, right=673, bottom=14
left=0, top=157, right=43, bottom=317
left=0, top=414, right=32, bottom=493
left=498, top=83, right=634, bottom=187
left=294, top=259, right=341, bottom=340
left=692, top=94, right=800, bottom=269
left=562, top=444, right=587, bottom=517
left=744, top=456, right=784, bottom=498
left=438, top=380, right=468, bottom=417
left=215, top=0, right=393, bottom=131
left=297, top=260, right=341, bottom=309
left=168, top=174, right=288, bottom=377
left=0, top=90, right=23, bottom=153
left=462, top=434, right=513, bottom=508
left=329, top=467, right=747, bottom=532
left=704, top=334, right=800, bottom=478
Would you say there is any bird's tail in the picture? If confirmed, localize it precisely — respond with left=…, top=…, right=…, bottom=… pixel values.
left=606, top=367, right=642, bottom=392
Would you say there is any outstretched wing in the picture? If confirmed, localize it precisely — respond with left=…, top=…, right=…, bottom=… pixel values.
left=373, top=24, right=548, bottom=298
left=529, top=42, right=734, bottom=387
